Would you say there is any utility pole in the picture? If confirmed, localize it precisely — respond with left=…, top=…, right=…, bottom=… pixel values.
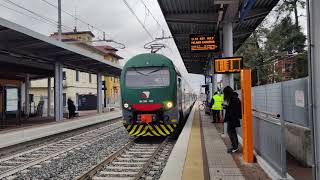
left=58, top=0, right=62, bottom=41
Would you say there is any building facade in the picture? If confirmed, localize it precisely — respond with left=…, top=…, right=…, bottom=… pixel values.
left=94, top=45, right=122, bottom=104
left=30, top=30, right=122, bottom=115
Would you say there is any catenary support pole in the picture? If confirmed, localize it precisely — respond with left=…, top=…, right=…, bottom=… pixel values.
left=57, top=0, right=62, bottom=41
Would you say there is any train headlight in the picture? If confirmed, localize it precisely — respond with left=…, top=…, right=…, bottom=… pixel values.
left=166, top=101, right=173, bottom=109
left=124, top=103, right=129, bottom=109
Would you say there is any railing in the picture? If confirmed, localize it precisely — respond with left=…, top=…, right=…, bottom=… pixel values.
left=251, top=108, right=287, bottom=178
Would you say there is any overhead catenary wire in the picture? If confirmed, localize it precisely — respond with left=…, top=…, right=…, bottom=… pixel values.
left=140, top=0, right=164, bottom=33
left=2, top=0, right=73, bottom=31
left=40, top=0, right=113, bottom=39
left=138, top=0, right=181, bottom=61
left=122, top=0, right=154, bottom=40
left=0, top=2, right=58, bottom=30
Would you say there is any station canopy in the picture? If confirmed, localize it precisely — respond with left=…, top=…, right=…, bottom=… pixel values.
left=158, top=0, right=279, bottom=74
left=0, top=17, right=122, bottom=81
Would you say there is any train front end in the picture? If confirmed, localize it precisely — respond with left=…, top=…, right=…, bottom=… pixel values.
left=120, top=54, right=178, bottom=137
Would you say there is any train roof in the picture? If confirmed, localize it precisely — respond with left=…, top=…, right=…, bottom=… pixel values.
left=123, top=53, right=181, bottom=75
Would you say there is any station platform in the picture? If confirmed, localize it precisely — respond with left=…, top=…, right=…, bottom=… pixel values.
left=0, top=110, right=122, bottom=149
left=161, top=103, right=270, bottom=180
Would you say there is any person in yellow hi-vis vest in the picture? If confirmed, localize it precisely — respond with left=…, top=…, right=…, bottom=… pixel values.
left=210, top=92, right=223, bottom=123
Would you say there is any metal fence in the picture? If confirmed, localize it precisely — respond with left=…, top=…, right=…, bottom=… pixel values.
left=235, top=78, right=309, bottom=178
left=252, top=77, right=309, bottom=127
left=252, top=110, right=287, bottom=178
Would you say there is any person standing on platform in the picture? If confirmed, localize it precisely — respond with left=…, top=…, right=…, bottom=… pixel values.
left=67, top=97, right=76, bottom=119
left=223, top=86, right=242, bottom=153
left=210, top=92, right=223, bottom=123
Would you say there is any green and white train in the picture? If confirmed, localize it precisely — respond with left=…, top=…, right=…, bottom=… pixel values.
left=120, top=53, right=196, bottom=137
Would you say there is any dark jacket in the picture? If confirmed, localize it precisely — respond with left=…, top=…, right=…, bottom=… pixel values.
left=67, top=99, right=76, bottom=112
left=224, top=92, right=242, bottom=128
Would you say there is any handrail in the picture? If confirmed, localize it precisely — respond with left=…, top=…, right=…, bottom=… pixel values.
left=252, top=108, right=280, bottom=119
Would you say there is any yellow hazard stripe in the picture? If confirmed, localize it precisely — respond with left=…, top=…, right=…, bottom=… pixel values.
left=132, top=125, right=143, bottom=136
left=137, top=126, right=148, bottom=136
left=149, top=126, right=161, bottom=136
left=143, top=132, right=154, bottom=136
left=173, top=124, right=177, bottom=128
left=154, top=125, right=167, bottom=136
left=167, top=124, right=174, bottom=132
left=126, top=125, right=132, bottom=130
left=129, top=125, right=137, bottom=135
left=160, top=125, right=170, bottom=135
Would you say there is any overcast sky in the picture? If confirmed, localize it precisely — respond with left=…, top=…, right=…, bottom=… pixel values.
left=0, top=0, right=308, bottom=94
left=0, top=0, right=204, bottom=94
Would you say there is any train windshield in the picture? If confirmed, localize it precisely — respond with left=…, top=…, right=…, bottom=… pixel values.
left=125, top=67, right=170, bottom=88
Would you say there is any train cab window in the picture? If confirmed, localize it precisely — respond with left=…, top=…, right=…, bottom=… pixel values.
left=125, top=67, right=170, bottom=88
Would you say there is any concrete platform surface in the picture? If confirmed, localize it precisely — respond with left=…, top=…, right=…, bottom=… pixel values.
left=161, top=103, right=245, bottom=180
left=200, top=111, right=245, bottom=180
left=160, top=103, right=197, bottom=180
left=0, top=111, right=122, bottom=149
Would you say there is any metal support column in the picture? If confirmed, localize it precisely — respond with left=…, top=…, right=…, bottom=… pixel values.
left=212, top=74, right=218, bottom=92
left=222, top=22, right=234, bottom=134
left=54, top=62, right=63, bottom=121
left=223, top=22, right=234, bottom=89
left=97, top=73, right=103, bottom=114
left=47, top=77, right=51, bottom=117
left=308, top=0, right=320, bottom=179
left=24, top=74, right=30, bottom=117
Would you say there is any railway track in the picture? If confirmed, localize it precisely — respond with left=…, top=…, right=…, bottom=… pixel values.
left=0, top=120, right=123, bottom=179
left=77, top=137, right=171, bottom=180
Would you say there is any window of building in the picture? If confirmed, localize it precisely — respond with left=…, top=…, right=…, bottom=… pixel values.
left=63, top=93, right=66, bottom=107
left=63, top=71, right=66, bottom=80
left=76, top=71, right=79, bottom=82
left=89, top=73, right=92, bottom=83
left=76, top=93, right=79, bottom=106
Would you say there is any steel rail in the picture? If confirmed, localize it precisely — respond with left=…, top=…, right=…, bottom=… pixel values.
left=0, top=120, right=122, bottom=179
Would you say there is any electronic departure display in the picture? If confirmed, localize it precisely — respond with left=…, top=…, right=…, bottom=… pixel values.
left=213, top=57, right=243, bottom=74
left=190, top=34, right=219, bottom=52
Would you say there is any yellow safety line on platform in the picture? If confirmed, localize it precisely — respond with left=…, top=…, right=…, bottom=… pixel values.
left=182, top=110, right=204, bottom=180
